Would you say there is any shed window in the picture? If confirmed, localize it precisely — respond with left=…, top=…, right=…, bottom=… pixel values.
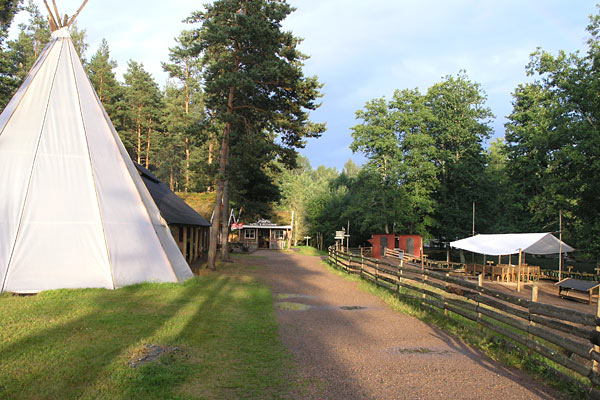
left=274, top=230, right=285, bottom=240
left=244, top=229, right=256, bottom=239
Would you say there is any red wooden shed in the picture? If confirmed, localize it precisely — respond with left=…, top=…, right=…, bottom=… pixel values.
left=367, top=234, right=422, bottom=259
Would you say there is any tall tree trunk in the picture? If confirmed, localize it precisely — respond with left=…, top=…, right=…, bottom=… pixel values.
left=220, top=180, right=231, bottom=261
left=136, top=103, right=142, bottom=164
left=99, top=76, right=104, bottom=102
left=185, top=137, right=190, bottom=192
left=145, top=118, right=152, bottom=168
left=184, top=60, right=191, bottom=193
left=207, top=110, right=215, bottom=192
left=207, top=87, right=235, bottom=270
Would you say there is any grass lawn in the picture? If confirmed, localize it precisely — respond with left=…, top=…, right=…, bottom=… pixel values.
left=0, top=262, right=293, bottom=399
left=290, top=246, right=327, bottom=257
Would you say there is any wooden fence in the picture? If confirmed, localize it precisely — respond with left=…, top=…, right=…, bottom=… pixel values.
left=328, top=246, right=600, bottom=391
left=380, top=246, right=600, bottom=283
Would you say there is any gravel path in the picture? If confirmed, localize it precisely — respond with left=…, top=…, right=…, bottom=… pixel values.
left=242, top=250, right=562, bottom=399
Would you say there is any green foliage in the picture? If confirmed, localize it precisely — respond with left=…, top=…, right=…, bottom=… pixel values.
left=349, top=72, right=492, bottom=242
left=188, top=0, right=325, bottom=146
left=505, top=6, right=600, bottom=258
left=161, top=29, right=206, bottom=193
left=0, top=0, right=21, bottom=28
left=87, top=39, right=124, bottom=126
left=122, top=61, right=164, bottom=165
left=426, top=73, right=493, bottom=240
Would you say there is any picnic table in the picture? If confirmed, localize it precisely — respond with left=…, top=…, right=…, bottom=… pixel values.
left=465, top=263, right=540, bottom=283
left=555, top=278, right=600, bottom=304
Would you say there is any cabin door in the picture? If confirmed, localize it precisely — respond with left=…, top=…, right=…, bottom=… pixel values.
left=407, top=238, right=414, bottom=255
left=380, top=236, right=388, bottom=257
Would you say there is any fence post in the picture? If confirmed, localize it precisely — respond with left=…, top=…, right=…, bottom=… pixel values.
left=444, top=273, right=449, bottom=316
left=335, top=248, right=338, bottom=268
left=528, top=284, right=539, bottom=356
left=594, top=290, right=600, bottom=377
left=375, top=259, right=379, bottom=285
left=360, top=252, right=364, bottom=278
left=477, top=273, right=483, bottom=329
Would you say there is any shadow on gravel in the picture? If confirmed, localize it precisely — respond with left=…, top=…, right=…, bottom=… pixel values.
left=427, top=327, right=559, bottom=400
left=240, top=250, right=558, bottom=400
left=239, top=250, right=371, bottom=399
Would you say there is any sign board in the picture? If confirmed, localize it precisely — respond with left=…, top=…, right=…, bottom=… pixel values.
left=335, top=231, right=344, bottom=240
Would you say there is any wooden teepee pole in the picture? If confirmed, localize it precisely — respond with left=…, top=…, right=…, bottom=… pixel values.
left=47, top=15, right=58, bottom=31
left=43, top=0, right=60, bottom=30
left=67, top=0, right=89, bottom=27
left=51, top=0, right=62, bottom=27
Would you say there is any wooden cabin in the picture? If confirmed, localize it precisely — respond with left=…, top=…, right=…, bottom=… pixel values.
left=239, top=219, right=291, bottom=250
left=135, top=163, right=210, bottom=264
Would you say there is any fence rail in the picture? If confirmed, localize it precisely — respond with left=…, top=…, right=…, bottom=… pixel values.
left=328, top=246, right=600, bottom=390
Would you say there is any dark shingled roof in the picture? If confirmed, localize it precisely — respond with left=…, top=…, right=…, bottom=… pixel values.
left=135, top=163, right=210, bottom=227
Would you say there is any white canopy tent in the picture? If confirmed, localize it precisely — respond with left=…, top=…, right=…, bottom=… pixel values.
left=0, top=27, right=193, bottom=293
left=450, top=233, right=574, bottom=256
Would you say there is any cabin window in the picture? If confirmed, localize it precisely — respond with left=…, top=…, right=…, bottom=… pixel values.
left=244, top=229, right=256, bottom=240
left=273, top=230, right=285, bottom=240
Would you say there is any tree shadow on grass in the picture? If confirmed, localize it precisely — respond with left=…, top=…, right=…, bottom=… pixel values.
left=0, top=276, right=230, bottom=400
left=131, top=268, right=295, bottom=399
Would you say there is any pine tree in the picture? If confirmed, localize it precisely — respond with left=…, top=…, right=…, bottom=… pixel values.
left=87, top=38, right=124, bottom=126
left=188, top=0, right=325, bottom=269
left=162, top=30, right=203, bottom=192
left=122, top=61, right=163, bottom=166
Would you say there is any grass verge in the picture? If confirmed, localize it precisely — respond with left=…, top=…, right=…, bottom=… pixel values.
left=0, top=262, right=293, bottom=400
left=290, top=246, right=328, bottom=257
left=321, top=260, right=587, bottom=399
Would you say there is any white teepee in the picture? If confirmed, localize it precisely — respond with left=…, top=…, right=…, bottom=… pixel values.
left=0, top=27, right=193, bottom=293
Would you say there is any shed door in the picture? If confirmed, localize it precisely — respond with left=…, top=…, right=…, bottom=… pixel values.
left=407, top=238, right=414, bottom=255
left=380, top=236, right=388, bottom=257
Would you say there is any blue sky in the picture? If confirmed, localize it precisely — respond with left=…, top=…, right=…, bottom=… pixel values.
left=13, top=1, right=599, bottom=170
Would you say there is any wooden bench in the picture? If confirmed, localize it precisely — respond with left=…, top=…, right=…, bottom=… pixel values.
left=556, top=278, right=600, bottom=304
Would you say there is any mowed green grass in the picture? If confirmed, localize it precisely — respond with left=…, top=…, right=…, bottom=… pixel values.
left=0, top=264, right=292, bottom=399
left=290, top=246, right=327, bottom=257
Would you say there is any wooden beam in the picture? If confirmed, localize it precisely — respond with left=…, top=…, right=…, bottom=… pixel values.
left=182, top=227, right=188, bottom=262
left=192, top=228, right=197, bottom=262
left=51, top=0, right=62, bottom=27
left=47, top=16, right=58, bottom=32
left=196, top=228, right=201, bottom=258
left=43, top=0, right=60, bottom=30
left=67, top=0, right=89, bottom=27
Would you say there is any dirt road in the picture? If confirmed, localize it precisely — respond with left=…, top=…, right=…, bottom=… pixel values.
left=241, top=250, right=562, bottom=399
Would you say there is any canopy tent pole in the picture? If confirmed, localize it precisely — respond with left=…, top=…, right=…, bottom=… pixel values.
left=517, top=249, right=522, bottom=293
left=421, top=239, right=424, bottom=271
left=559, top=210, right=563, bottom=281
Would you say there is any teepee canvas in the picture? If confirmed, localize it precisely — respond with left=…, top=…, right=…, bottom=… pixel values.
left=0, top=23, right=193, bottom=293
